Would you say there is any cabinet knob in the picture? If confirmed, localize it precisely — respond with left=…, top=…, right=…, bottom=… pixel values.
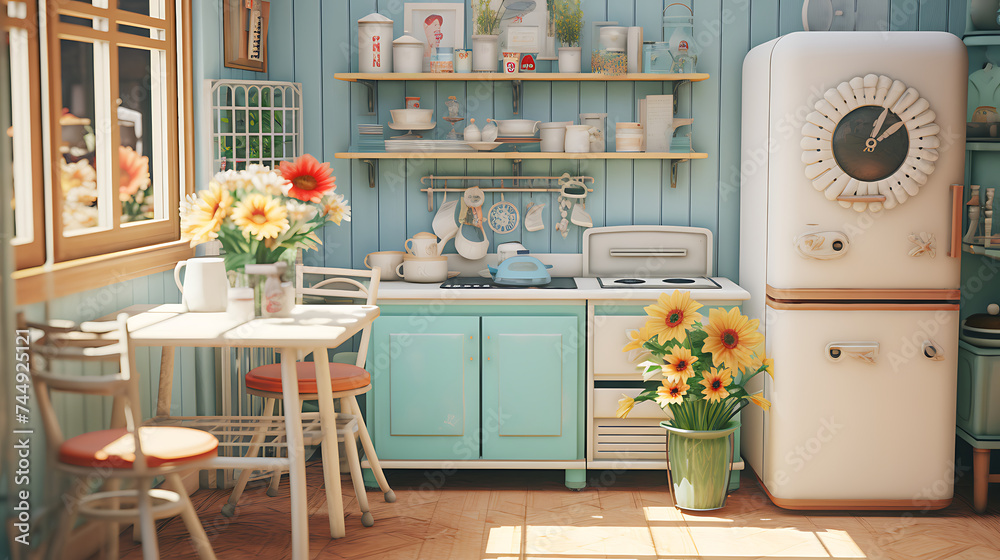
left=469, top=336, right=473, bottom=339
left=469, top=357, right=473, bottom=361
left=486, top=357, right=490, bottom=361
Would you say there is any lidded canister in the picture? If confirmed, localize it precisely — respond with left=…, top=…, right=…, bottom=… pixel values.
left=358, top=13, right=393, bottom=73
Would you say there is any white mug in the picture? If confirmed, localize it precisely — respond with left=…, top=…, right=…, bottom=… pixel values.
left=404, top=232, right=440, bottom=257
left=365, top=251, right=405, bottom=280
left=174, top=257, right=229, bottom=312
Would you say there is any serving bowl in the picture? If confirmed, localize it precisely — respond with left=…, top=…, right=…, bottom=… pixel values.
left=468, top=141, right=503, bottom=151
left=390, top=108, right=434, bottom=126
left=492, top=119, right=540, bottom=137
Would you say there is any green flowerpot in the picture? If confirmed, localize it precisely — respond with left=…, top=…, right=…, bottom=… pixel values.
left=660, top=420, right=739, bottom=511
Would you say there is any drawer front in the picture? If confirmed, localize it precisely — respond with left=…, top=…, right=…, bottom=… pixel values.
left=593, top=315, right=648, bottom=376
left=593, top=387, right=668, bottom=419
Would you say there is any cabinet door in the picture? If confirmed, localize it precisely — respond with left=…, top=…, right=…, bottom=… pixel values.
left=370, top=316, right=480, bottom=460
left=481, top=316, right=580, bottom=460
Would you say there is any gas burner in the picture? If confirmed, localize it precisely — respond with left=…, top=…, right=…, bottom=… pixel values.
left=597, top=277, right=722, bottom=289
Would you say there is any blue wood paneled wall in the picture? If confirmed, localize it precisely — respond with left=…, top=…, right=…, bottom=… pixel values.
left=191, top=0, right=966, bottom=280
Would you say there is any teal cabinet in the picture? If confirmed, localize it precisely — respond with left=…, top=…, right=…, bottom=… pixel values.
left=369, top=316, right=479, bottom=460
left=481, top=316, right=578, bottom=460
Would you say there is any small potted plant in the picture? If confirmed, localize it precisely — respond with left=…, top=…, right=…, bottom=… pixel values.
left=472, top=0, right=501, bottom=72
left=617, top=291, right=773, bottom=511
left=553, top=0, right=583, bottom=73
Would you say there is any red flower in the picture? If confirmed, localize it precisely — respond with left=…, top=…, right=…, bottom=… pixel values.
left=278, top=154, right=336, bottom=202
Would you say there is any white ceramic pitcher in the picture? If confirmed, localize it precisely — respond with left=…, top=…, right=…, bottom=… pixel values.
left=174, top=257, right=229, bottom=312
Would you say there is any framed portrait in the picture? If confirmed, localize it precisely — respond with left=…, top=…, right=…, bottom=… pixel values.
left=472, top=0, right=556, bottom=60
left=403, top=3, right=465, bottom=71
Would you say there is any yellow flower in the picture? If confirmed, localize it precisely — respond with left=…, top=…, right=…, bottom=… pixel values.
left=643, top=291, right=703, bottom=344
left=656, top=378, right=690, bottom=406
left=232, top=193, right=289, bottom=241
left=179, top=182, right=233, bottom=246
left=747, top=391, right=771, bottom=411
left=699, top=366, right=733, bottom=403
left=702, top=307, right=764, bottom=370
left=750, top=345, right=774, bottom=380
left=320, top=193, right=351, bottom=225
left=616, top=394, right=635, bottom=418
left=623, top=324, right=654, bottom=353
left=663, top=345, right=698, bottom=382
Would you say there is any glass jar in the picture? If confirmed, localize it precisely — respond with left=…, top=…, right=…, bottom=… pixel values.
left=430, top=47, right=454, bottom=73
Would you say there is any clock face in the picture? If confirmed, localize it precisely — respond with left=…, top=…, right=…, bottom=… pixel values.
left=800, top=74, right=940, bottom=213
left=831, top=106, right=909, bottom=182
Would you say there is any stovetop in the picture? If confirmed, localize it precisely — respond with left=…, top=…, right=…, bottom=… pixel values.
left=597, top=277, right=721, bottom=289
left=440, top=277, right=577, bottom=289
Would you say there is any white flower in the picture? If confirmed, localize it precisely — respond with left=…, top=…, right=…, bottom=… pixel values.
left=319, top=193, right=351, bottom=225
left=285, top=200, right=318, bottom=224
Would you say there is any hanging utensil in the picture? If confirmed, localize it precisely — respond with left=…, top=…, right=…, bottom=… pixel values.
left=487, top=180, right=520, bottom=234
left=432, top=188, right=460, bottom=241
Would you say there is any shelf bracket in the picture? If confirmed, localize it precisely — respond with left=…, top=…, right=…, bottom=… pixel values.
left=512, top=80, right=522, bottom=115
left=360, top=159, right=377, bottom=189
left=359, top=80, right=377, bottom=115
left=669, top=159, right=689, bottom=189
left=512, top=158, right=522, bottom=177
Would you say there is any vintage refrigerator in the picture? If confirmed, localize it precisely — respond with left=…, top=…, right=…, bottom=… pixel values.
left=739, top=32, right=966, bottom=510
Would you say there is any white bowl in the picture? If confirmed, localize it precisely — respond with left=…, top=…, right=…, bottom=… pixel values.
left=396, top=255, right=449, bottom=283
left=390, top=108, right=433, bottom=126
left=492, top=119, right=540, bottom=137
left=468, top=141, right=503, bottom=151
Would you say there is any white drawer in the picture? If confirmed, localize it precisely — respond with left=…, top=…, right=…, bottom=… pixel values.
left=593, top=315, right=648, bottom=375
left=593, top=388, right=669, bottom=419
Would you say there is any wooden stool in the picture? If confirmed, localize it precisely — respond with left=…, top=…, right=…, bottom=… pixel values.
left=222, top=266, right=394, bottom=526
left=958, top=427, right=999, bottom=513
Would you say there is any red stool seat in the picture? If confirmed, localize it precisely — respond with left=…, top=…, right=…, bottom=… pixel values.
left=59, top=427, right=218, bottom=469
left=245, top=362, right=371, bottom=395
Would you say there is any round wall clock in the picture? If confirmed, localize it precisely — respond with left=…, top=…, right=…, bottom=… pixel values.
left=800, top=73, right=940, bottom=212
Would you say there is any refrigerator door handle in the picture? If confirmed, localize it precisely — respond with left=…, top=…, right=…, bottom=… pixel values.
left=825, top=342, right=879, bottom=363
left=922, top=339, right=945, bottom=361
left=950, top=184, right=963, bottom=258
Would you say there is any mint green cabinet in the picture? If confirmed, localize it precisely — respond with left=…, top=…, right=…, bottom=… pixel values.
left=369, top=315, right=479, bottom=460
left=481, top=316, right=578, bottom=460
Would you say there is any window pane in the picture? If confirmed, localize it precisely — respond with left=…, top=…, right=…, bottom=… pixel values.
left=3, top=26, right=15, bottom=239
left=118, top=0, right=151, bottom=16
left=59, top=39, right=100, bottom=234
left=118, top=46, right=156, bottom=223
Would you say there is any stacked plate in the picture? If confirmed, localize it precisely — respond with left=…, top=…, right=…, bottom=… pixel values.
left=356, top=124, right=385, bottom=152
left=384, top=139, right=474, bottom=153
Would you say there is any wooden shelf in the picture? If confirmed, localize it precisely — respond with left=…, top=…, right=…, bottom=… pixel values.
left=335, top=151, right=706, bottom=160
left=335, top=72, right=709, bottom=83
left=964, top=35, right=1000, bottom=47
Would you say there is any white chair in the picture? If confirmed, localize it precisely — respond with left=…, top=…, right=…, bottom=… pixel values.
left=222, top=266, right=394, bottom=527
left=29, top=314, right=218, bottom=560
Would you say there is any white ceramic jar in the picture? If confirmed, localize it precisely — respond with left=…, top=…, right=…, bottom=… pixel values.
left=564, top=125, right=595, bottom=153
left=358, top=13, right=393, bottom=73
left=539, top=121, right=571, bottom=152
left=393, top=34, right=424, bottom=73
left=599, top=26, right=627, bottom=51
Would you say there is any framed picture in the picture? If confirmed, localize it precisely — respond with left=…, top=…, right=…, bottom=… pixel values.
left=471, top=0, right=556, bottom=60
left=403, top=3, right=465, bottom=72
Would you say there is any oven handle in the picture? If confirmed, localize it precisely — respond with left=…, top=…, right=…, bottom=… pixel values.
left=609, top=248, right=688, bottom=257
left=825, top=342, right=879, bottom=364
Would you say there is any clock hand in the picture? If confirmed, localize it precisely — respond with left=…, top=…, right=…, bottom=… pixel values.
left=876, top=121, right=905, bottom=142
left=871, top=108, right=888, bottom=138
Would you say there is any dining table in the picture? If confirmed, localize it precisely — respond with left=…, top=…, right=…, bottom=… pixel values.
left=106, top=303, right=381, bottom=560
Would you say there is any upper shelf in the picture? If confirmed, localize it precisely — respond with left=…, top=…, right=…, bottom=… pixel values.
left=335, top=151, right=707, bottom=160
left=963, top=34, right=1000, bottom=47
left=335, top=72, right=710, bottom=83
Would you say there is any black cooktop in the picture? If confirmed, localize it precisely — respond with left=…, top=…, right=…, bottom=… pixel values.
left=440, top=277, right=577, bottom=289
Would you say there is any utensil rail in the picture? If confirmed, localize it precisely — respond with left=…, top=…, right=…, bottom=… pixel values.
left=421, top=175, right=595, bottom=211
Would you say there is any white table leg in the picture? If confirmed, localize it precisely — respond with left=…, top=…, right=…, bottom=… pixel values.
left=280, top=348, right=309, bottom=559
left=155, top=346, right=176, bottom=417
left=312, top=348, right=346, bottom=538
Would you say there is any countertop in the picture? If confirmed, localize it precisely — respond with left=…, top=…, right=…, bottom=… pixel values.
left=377, top=277, right=749, bottom=303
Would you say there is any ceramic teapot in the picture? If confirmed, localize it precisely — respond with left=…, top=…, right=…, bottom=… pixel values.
left=174, top=257, right=228, bottom=312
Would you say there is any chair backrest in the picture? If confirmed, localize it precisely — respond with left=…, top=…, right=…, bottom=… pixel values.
left=27, top=314, right=152, bottom=469
left=295, top=265, right=380, bottom=369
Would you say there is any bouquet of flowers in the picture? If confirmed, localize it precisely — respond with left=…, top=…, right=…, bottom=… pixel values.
left=179, top=154, right=350, bottom=272
left=617, top=291, right=773, bottom=430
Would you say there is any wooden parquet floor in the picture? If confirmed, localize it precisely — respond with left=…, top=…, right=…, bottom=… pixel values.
left=113, top=460, right=1000, bottom=560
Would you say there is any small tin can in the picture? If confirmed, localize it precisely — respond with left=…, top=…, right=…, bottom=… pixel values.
left=455, top=49, right=473, bottom=73
left=405, top=96, right=421, bottom=109
left=430, top=47, right=454, bottom=73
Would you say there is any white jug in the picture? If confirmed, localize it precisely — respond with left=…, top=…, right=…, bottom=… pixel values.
left=174, top=257, right=229, bottom=312
left=565, top=125, right=596, bottom=153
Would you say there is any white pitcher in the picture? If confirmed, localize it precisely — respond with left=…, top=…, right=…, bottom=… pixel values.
left=174, top=257, right=229, bottom=312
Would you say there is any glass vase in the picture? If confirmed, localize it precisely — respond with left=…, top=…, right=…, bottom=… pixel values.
left=227, top=250, right=297, bottom=317
left=661, top=420, right=739, bottom=511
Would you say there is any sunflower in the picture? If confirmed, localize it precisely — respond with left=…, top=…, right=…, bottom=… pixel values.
left=320, top=192, right=351, bottom=225
left=747, top=391, right=771, bottom=411
left=656, top=378, right=690, bottom=406
left=749, top=345, right=774, bottom=380
left=643, top=290, right=703, bottom=344
left=616, top=394, right=635, bottom=418
left=699, top=366, right=732, bottom=403
left=179, top=182, right=234, bottom=246
left=119, top=146, right=151, bottom=201
left=702, top=307, right=764, bottom=370
left=231, top=193, right=289, bottom=241
left=279, top=154, right=336, bottom=202
left=623, top=324, right=655, bottom=353
left=662, top=345, right=698, bottom=382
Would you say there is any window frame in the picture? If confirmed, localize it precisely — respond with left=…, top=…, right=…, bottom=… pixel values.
left=45, top=0, right=187, bottom=261
left=4, top=0, right=46, bottom=269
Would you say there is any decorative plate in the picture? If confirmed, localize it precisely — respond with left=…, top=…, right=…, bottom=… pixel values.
left=800, top=74, right=939, bottom=213
left=487, top=199, right=519, bottom=234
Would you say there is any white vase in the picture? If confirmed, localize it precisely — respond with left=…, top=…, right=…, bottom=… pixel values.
left=472, top=35, right=499, bottom=72
left=558, top=47, right=582, bottom=73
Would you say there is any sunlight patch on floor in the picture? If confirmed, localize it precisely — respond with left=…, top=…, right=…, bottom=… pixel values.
left=485, top=526, right=523, bottom=555
left=525, top=525, right=657, bottom=556
left=687, top=525, right=867, bottom=558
